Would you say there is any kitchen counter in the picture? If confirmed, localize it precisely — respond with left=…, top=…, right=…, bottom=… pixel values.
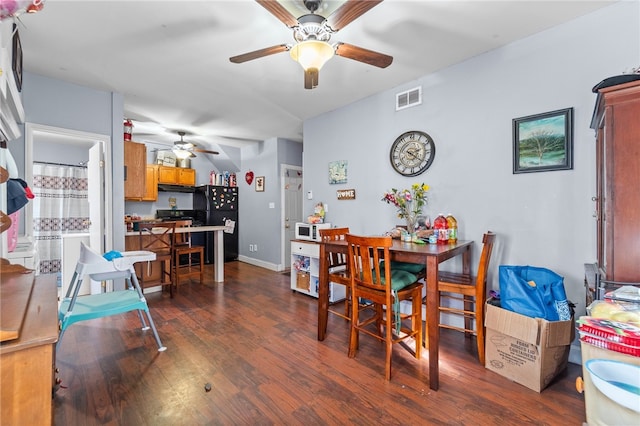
left=126, top=225, right=229, bottom=282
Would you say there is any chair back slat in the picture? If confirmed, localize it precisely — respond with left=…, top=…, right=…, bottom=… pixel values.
left=320, top=227, right=350, bottom=270
left=174, top=220, right=193, bottom=247
left=346, top=234, right=392, bottom=295
left=138, top=221, right=176, bottom=254
left=475, top=231, right=496, bottom=302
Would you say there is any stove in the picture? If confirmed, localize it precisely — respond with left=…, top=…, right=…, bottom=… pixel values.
left=156, top=209, right=205, bottom=227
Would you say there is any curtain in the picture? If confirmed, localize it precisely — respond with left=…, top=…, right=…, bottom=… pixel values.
left=32, top=163, right=89, bottom=275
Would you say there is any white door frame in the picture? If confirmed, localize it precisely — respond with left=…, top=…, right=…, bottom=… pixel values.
left=25, top=123, right=113, bottom=253
left=280, top=164, right=302, bottom=272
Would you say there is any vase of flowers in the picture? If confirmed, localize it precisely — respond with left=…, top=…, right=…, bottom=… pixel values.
left=381, top=183, right=430, bottom=238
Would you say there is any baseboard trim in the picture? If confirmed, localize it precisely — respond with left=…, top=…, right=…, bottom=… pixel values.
left=237, top=256, right=280, bottom=271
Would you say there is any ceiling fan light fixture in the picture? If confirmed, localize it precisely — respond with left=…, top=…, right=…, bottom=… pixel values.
left=290, top=40, right=334, bottom=73
left=173, top=148, right=195, bottom=159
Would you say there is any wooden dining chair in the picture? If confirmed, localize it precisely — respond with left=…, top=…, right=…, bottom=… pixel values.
left=172, top=220, right=205, bottom=293
left=137, top=221, right=176, bottom=297
left=437, top=231, right=496, bottom=365
left=319, top=227, right=351, bottom=321
left=346, top=234, right=423, bottom=380
left=379, top=224, right=427, bottom=280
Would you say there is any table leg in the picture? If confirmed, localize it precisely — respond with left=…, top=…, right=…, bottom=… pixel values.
left=462, top=246, right=471, bottom=276
left=317, top=247, right=329, bottom=341
left=213, top=230, right=224, bottom=282
left=426, top=255, right=439, bottom=390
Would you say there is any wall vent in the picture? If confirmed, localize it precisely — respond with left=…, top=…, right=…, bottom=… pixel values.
left=396, top=86, right=422, bottom=111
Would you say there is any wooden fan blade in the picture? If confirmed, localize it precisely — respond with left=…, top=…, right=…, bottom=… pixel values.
left=256, top=0, right=299, bottom=28
left=335, top=42, right=393, bottom=68
left=326, top=0, right=383, bottom=32
left=229, top=44, right=290, bottom=63
left=193, top=148, right=220, bottom=155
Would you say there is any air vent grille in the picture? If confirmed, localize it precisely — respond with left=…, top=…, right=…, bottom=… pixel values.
left=396, top=86, right=422, bottom=111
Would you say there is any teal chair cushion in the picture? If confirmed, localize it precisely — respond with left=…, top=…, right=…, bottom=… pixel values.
left=373, top=268, right=419, bottom=333
left=380, top=260, right=426, bottom=274
left=375, top=268, right=418, bottom=290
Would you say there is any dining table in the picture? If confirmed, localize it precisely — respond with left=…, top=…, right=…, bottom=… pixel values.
left=318, top=238, right=474, bottom=391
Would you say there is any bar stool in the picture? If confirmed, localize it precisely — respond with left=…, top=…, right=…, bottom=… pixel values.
left=173, top=220, right=205, bottom=293
left=137, top=221, right=176, bottom=297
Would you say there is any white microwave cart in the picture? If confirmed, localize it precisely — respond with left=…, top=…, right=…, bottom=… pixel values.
left=290, top=240, right=346, bottom=303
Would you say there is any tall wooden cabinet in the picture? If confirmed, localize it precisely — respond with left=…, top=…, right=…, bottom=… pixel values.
left=590, top=80, right=640, bottom=282
left=124, top=140, right=146, bottom=200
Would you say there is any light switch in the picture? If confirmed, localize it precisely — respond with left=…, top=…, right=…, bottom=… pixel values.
left=307, top=191, right=313, bottom=200
left=269, top=202, right=275, bottom=209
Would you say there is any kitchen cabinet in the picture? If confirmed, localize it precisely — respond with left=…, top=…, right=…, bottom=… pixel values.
left=157, top=166, right=196, bottom=186
left=142, top=165, right=159, bottom=201
left=157, top=165, right=177, bottom=184
left=124, top=141, right=146, bottom=200
left=590, top=80, right=640, bottom=282
left=177, top=168, right=196, bottom=185
left=291, top=240, right=346, bottom=302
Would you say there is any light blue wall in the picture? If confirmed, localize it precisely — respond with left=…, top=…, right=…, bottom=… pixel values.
left=239, top=137, right=302, bottom=266
left=302, top=1, right=639, bottom=315
left=19, top=72, right=125, bottom=250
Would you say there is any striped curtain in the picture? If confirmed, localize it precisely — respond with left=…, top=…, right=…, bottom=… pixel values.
left=32, top=163, right=89, bottom=275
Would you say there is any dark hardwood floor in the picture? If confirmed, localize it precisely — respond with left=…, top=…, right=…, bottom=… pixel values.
left=54, top=261, right=586, bottom=425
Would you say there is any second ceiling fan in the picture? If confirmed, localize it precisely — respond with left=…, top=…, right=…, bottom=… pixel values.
left=173, top=131, right=219, bottom=158
left=230, top=0, right=393, bottom=89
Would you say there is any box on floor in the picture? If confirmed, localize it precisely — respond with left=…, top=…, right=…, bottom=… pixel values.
left=484, top=302, right=574, bottom=392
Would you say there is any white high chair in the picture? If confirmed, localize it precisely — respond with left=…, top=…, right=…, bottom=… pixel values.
left=57, top=242, right=166, bottom=352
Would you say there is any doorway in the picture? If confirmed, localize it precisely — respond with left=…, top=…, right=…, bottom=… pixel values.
left=281, top=165, right=303, bottom=271
left=25, top=123, right=112, bottom=273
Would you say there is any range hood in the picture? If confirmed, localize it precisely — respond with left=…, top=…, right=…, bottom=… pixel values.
left=157, top=184, right=196, bottom=193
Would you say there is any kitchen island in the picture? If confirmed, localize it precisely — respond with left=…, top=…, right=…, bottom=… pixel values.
left=125, top=225, right=228, bottom=282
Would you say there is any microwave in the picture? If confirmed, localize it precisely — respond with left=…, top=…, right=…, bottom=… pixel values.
left=295, top=222, right=332, bottom=241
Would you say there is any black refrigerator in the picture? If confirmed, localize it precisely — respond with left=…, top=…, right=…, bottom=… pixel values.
left=193, top=185, right=238, bottom=263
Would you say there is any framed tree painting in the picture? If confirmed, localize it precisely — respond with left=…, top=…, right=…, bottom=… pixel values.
left=512, top=107, right=573, bottom=174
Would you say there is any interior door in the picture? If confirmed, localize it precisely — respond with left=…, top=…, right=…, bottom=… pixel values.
left=282, top=166, right=303, bottom=270
left=88, top=142, right=104, bottom=252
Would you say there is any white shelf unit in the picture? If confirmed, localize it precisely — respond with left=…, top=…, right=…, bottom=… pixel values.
left=290, top=240, right=346, bottom=303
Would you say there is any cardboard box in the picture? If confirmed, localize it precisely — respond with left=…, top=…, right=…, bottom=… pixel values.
left=485, top=303, right=574, bottom=392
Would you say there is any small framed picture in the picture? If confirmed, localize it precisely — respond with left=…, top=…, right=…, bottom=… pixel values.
left=512, top=107, right=573, bottom=174
left=255, top=176, right=265, bottom=192
left=328, top=160, right=347, bottom=184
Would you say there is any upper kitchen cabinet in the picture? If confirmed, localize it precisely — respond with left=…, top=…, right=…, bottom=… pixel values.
left=177, top=168, right=195, bottom=186
left=124, top=140, right=146, bottom=200
left=591, top=80, right=640, bottom=283
left=142, top=165, right=159, bottom=202
left=157, top=166, right=195, bottom=186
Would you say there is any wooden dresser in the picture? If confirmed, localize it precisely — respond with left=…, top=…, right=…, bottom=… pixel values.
left=590, top=80, right=640, bottom=282
left=1, top=272, right=58, bottom=425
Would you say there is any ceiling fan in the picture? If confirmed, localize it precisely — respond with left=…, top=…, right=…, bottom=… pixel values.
left=172, top=131, right=219, bottom=158
left=229, top=0, right=392, bottom=89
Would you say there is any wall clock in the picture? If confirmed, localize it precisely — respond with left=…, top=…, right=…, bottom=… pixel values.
left=389, top=130, right=436, bottom=176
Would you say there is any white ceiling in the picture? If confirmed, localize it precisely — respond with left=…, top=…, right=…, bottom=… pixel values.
left=17, top=0, right=615, bottom=154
